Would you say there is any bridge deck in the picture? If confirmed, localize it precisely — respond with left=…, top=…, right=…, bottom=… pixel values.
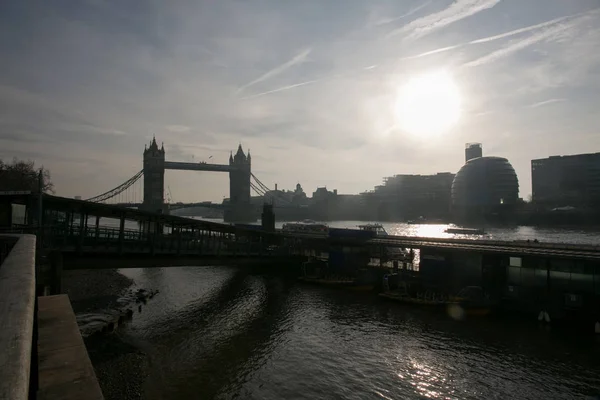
left=37, top=295, right=103, bottom=400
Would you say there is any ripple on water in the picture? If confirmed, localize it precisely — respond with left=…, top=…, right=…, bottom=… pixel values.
left=112, top=268, right=600, bottom=400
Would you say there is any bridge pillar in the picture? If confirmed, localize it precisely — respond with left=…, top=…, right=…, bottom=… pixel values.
left=225, top=145, right=254, bottom=223
left=142, top=137, right=168, bottom=214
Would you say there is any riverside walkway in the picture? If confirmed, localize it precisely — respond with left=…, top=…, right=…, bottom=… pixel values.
left=0, top=234, right=104, bottom=400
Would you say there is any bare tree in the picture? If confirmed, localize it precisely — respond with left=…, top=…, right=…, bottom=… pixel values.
left=0, top=158, right=54, bottom=193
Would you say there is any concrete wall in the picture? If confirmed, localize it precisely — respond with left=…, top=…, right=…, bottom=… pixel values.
left=0, top=234, right=36, bottom=400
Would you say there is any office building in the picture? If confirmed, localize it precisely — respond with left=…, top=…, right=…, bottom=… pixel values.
left=532, top=152, right=600, bottom=208
left=370, top=172, right=455, bottom=219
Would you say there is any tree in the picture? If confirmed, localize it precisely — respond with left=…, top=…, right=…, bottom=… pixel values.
left=0, top=158, right=54, bottom=193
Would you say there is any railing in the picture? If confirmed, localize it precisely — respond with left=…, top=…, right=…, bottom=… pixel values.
left=0, top=234, right=37, bottom=400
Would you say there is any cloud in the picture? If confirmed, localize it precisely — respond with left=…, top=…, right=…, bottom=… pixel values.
left=236, top=47, right=312, bottom=94
left=369, top=1, right=433, bottom=27
left=527, top=98, right=567, bottom=108
left=468, top=14, right=575, bottom=44
left=165, top=125, right=191, bottom=133
left=463, top=22, right=573, bottom=67
left=238, top=78, right=321, bottom=100
left=401, top=13, right=576, bottom=61
left=2, top=0, right=600, bottom=202
left=387, top=0, right=501, bottom=40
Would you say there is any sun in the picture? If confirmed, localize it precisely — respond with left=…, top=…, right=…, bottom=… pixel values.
left=395, top=70, right=462, bottom=137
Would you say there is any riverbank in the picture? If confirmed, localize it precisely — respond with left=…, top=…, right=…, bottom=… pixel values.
left=61, top=269, right=150, bottom=400
left=62, top=269, right=134, bottom=313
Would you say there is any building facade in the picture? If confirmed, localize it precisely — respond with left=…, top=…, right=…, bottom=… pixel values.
left=451, top=143, right=519, bottom=219
left=369, top=172, right=455, bottom=220
left=532, top=152, right=600, bottom=208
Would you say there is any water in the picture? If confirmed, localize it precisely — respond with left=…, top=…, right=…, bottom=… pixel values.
left=116, top=266, right=600, bottom=400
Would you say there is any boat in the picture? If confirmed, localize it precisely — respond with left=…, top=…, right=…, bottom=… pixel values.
left=357, top=223, right=388, bottom=236
left=282, top=220, right=329, bottom=235
left=298, top=259, right=375, bottom=291
left=448, top=286, right=493, bottom=316
left=445, top=227, right=485, bottom=235
left=298, top=276, right=374, bottom=291
left=379, top=280, right=450, bottom=307
left=379, top=291, right=449, bottom=306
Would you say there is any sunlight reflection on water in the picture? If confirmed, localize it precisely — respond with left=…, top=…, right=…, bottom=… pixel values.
left=113, top=267, right=600, bottom=400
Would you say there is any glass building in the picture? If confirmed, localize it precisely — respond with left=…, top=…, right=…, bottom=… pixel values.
left=452, top=149, right=519, bottom=212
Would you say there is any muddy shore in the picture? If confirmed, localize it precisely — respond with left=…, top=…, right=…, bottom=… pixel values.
left=62, top=269, right=149, bottom=400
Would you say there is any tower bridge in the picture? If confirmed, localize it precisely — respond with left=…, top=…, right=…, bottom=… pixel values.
left=85, top=138, right=289, bottom=222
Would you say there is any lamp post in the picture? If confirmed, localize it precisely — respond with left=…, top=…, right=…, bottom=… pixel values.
left=37, top=169, right=44, bottom=248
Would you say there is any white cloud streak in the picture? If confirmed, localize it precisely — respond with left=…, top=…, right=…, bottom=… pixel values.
left=371, top=1, right=433, bottom=27
left=464, top=8, right=600, bottom=68
left=400, top=13, right=576, bottom=60
left=527, top=98, right=567, bottom=108
left=463, top=23, right=573, bottom=67
left=239, top=79, right=321, bottom=100
left=236, top=47, right=312, bottom=94
left=387, top=0, right=501, bottom=40
left=468, top=14, right=573, bottom=44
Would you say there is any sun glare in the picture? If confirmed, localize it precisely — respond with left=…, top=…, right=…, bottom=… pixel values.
left=395, top=70, right=461, bottom=137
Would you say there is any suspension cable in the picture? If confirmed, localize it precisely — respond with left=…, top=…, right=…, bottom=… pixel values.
left=85, top=170, right=144, bottom=202
left=251, top=172, right=293, bottom=204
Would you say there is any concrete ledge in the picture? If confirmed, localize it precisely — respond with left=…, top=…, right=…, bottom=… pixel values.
left=37, top=295, right=103, bottom=400
left=0, top=234, right=36, bottom=400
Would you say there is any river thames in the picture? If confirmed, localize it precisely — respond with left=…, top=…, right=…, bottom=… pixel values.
left=81, top=220, right=600, bottom=399
left=114, top=264, right=600, bottom=400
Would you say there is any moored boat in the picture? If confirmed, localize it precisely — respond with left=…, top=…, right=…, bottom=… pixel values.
left=448, top=286, right=494, bottom=317
left=379, top=291, right=449, bottom=307
left=357, top=223, right=388, bottom=237
left=379, top=280, right=450, bottom=307
left=282, top=220, right=329, bottom=235
left=298, top=276, right=374, bottom=291
left=445, top=227, right=485, bottom=235
left=299, top=259, right=375, bottom=291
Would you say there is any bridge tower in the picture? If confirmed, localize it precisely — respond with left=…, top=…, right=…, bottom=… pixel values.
left=142, top=137, right=167, bottom=214
left=225, top=144, right=253, bottom=222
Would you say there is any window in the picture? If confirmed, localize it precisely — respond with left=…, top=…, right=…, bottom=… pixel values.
left=509, top=257, right=522, bottom=267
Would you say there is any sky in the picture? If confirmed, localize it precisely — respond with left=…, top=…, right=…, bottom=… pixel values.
left=1, top=0, right=599, bottom=203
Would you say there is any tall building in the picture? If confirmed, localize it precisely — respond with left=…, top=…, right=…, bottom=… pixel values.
left=465, top=142, right=483, bottom=163
left=531, top=152, right=600, bottom=208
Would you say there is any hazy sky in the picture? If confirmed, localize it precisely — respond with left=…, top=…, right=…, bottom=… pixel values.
left=1, top=0, right=599, bottom=202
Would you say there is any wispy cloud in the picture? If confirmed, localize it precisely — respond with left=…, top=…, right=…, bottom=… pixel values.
left=236, top=48, right=312, bottom=94
left=400, top=13, right=576, bottom=61
left=469, top=14, right=574, bottom=44
left=166, top=125, right=191, bottom=133
left=464, top=22, right=573, bottom=67
left=464, top=9, right=600, bottom=68
left=401, top=44, right=462, bottom=60
left=527, top=98, right=567, bottom=108
left=239, top=79, right=321, bottom=100
left=370, top=1, right=433, bottom=27
left=387, top=0, right=501, bottom=40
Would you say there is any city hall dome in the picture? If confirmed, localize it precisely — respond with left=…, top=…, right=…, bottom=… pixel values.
left=451, top=156, right=519, bottom=208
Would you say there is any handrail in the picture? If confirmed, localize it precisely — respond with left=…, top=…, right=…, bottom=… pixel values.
left=0, top=234, right=36, bottom=400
